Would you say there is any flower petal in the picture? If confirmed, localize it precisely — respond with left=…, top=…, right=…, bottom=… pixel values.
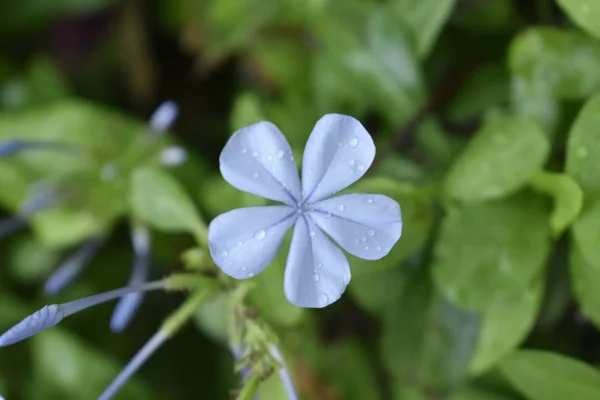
left=301, top=114, right=375, bottom=203
left=284, top=216, right=350, bottom=308
left=308, top=194, right=402, bottom=260
left=208, top=206, right=297, bottom=279
left=220, top=122, right=302, bottom=204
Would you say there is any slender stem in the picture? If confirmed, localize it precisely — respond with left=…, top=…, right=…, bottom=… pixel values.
left=268, top=345, right=298, bottom=400
left=97, top=331, right=168, bottom=400
left=161, top=289, right=213, bottom=337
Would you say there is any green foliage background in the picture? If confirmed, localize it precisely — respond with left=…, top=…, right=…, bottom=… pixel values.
left=1, top=0, right=600, bottom=399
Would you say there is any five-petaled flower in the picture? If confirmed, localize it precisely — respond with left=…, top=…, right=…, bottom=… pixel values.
left=208, top=114, right=403, bottom=308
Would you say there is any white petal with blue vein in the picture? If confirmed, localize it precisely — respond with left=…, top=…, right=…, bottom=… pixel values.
left=219, top=122, right=302, bottom=204
left=208, top=206, right=297, bottom=279
left=284, top=216, right=350, bottom=308
left=309, top=193, right=402, bottom=260
left=301, top=114, right=375, bottom=203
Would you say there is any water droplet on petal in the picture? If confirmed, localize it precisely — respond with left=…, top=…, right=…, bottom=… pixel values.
left=242, top=266, right=247, bottom=272
left=276, top=150, right=284, bottom=158
left=236, top=241, right=243, bottom=247
left=252, top=151, right=259, bottom=158
left=367, top=229, right=375, bottom=237
left=252, top=172, right=259, bottom=178
left=249, top=272, right=255, bottom=278
left=317, top=263, right=322, bottom=268
left=376, top=246, right=382, bottom=251
left=348, top=159, right=355, bottom=166
left=318, top=293, right=329, bottom=307
left=358, top=164, right=365, bottom=172
left=241, top=148, right=247, bottom=154
left=343, top=276, right=350, bottom=285
left=221, top=250, right=228, bottom=257
left=267, top=155, right=273, bottom=160
left=254, top=230, right=266, bottom=240
left=348, top=138, right=358, bottom=147
left=313, top=273, right=320, bottom=282
left=338, top=142, right=343, bottom=148
left=338, top=204, right=345, bottom=212
left=361, top=237, right=367, bottom=242
left=325, top=212, right=332, bottom=218
left=309, top=231, right=316, bottom=237
left=354, top=239, right=360, bottom=245
left=365, top=246, right=369, bottom=250
left=367, top=198, right=373, bottom=204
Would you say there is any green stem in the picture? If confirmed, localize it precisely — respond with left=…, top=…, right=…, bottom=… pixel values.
left=236, top=374, right=261, bottom=400
left=160, top=288, right=214, bottom=338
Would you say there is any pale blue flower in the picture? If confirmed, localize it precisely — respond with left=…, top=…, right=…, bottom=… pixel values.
left=208, top=114, right=403, bottom=308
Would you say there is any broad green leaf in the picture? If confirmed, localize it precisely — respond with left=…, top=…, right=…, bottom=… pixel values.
left=249, top=232, right=304, bottom=327
left=346, top=177, right=434, bottom=273
left=393, top=0, right=456, bottom=59
left=194, top=292, right=230, bottom=343
left=383, top=269, right=480, bottom=394
left=469, top=279, right=543, bottom=375
left=511, top=75, right=560, bottom=135
left=433, top=193, right=552, bottom=310
left=415, top=119, right=467, bottom=172
left=348, top=266, right=406, bottom=315
left=571, top=244, right=600, bottom=329
left=444, top=116, right=549, bottom=202
left=445, top=64, right=510, bottom=123
left=451, top=0, right=515, bottom=33
left=499, top=350, right=600, bottom=400
left=557, top=0, right=600, bottom=39
left=31, top=209, right=106, bottom=248
left=8, top=236, right=61, bottom=282
left=452, top=386, right=520, bottom=400
left=31, top=329, right=153, bottom=400
left=566, top=93, right=600, bottom=198
left=572, top=199, right=600, bottom=269
left=230, top=92, right=266, bottom=132
left=530, top=171, right=583, bottom=237
left=509, top=27, right=600, bottom=100
left=130, top=166, right=204, bottom=235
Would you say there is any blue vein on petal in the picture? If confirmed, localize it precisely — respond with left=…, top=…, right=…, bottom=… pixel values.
left=307, top=208, right=385, bottom=230
left=253, top=158, right=299, bottom=205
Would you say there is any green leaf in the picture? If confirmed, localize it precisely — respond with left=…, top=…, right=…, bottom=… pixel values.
left=444, top=116, right=549, bottom=202
left=566, top=93, right=600, bottom=198
left=511, top=75, right=560, bottom=135
left=469, top=279, right=543, bottom=375
left=452, top=386, right=520, bottom=400
left=249, top=232, right=304, bottom=327
left=530, top=171, right=583, bottom=237
left=346, top=177, right=434, bottom=273
left=194, top=291, right=230, bottom=343
left=8, top=236, right=61, bottom=283
left=557, top=0, right=600, bottom=39
left=451, top=0, right=516, bottom=33
left=230, top=92, right=266, bottom=132
left=571, top=244, right=600, bottom=329
left=509, top=27, right=600, bottom=100
left=433, top=193, right=552, bottom=310
left=31, top=329, right=153, bottom=400
left=499, top=350, right=600, bottom=400
left=392, top=0, right=456, bottom=59
left=383, top=269, right=480, bottom=394
left=445, top=64, right=510, bottom=123
left=348, top=266, right=406, bottom=315
left=572, top=199, right=600, bottom=269
left=200, top=174, right=268, bottom=218
left=130, top=166, right=204, bottom=235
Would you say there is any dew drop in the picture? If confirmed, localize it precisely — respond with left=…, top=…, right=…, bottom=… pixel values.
left=361, top=237, right=367, bottom=243
left=358, top=164, right=365, bottom=172
left=252, top=151, right=259, bottom=158
left=242, top=266, right=247, bottom=272
left=325, top=212, right=332, bottom=218
left=317, top=263, right=322, bottom=269
left=343, top=276, right=350, bottom=285
left=313, top=274, right=320, bottom=282
left=367, top=229, right=375, bottom=237
left=241, top=148, right=247, bottom=154
left=289, top=156, right=294, bottom=162
left=376, top=246, right=382, bottom=251
left=367, top=198, right=373, bottom=204
left=348, top=137, right=358, bottom=148
left=337, top=204, right=345, bottom=212
left=318, top=293, right=329, bottom=307
left=309, top=231, right=316, bottom=237
left=252, top=172, right=259, bottom=178
left=276, top=150, right=284, bottom=158
left=348, top=159, right=355, bottom=166
left=254, top=230, right=266, bottom=240
left=236, top=241, right=243, bottom=247
left=365, top=246, right=369, bottom=250
left=338, top=142, right=343, bottom=148
left=354, top=239, right=360, bottom=245
left=221, top=250, right=228, bottom=257
left=249, top=272, right=255, bottom=278
left=267, top=155, right=273, bottom=161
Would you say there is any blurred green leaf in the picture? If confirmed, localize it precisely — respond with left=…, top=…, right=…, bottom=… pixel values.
left=557, top=0, right=600, bottom=39
left=30, top=329, right=153, bottom=400
left=444, top=116, right=549, bottom=202
left=451, top=0, right=516, bottom=33
left=415, top=119, right=466, bottom=171
left=572, top=199, right=600, bottom=269
left=130, top=166, right=204, bottom=235
left=348, top=265, right=406, bottom=315
left=469, top=279, right=543, bottom=375
left=566, top=93, right=600, bottom=198
left=200, top=174, right=268, bottom=218
left=392, top=0, right=455, bottom=59
left=347, top=177, right=433, bottom=273
left=509, top=27, right=600, bottom=100
left=249, top=232, right=304, bottom=327
left=433, top=193, right=552, bottom=310
left=195, top=291, right=230, bottom=343
left=451, top=385, right=520, bottom=400
left=445, top=64, right=510, bottom=123
left=8, top=236, right=61, bottom=282
left=256, top=371, right=287, bottom=400
left=511, top=75, right=560, bottom=135
left=571, top=244, right=600, bottom=329
left=383, top=269, right=480, bottom=394
left=530, top=171, right=583, bottom=237
left=230, top=92, right=266, bottom=132
left=499, top=350, right=600, bottom=400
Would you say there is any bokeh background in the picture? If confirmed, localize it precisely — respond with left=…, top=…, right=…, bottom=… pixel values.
left=2, top=0, right=600, bottom=399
